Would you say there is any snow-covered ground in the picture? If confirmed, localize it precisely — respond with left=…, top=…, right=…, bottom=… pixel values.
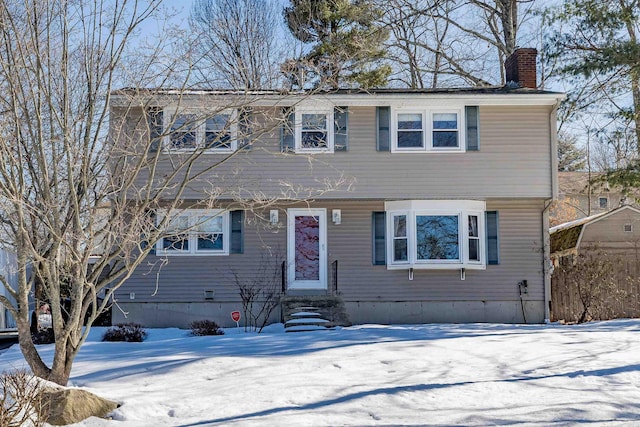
left=2, top=320, right=640, bottom=426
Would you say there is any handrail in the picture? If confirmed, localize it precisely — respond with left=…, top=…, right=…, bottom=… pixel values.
left=281, top=260, right=286, bottom=294
left=331, top=259, right=338, bottom=295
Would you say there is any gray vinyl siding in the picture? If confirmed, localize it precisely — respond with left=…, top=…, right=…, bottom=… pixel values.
left=118, top=199, right=545, bottom=304
left=119, top=105, right=554, bottom=201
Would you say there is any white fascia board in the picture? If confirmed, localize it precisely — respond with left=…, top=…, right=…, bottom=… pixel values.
left=111, top=91, right=566, bottom=109
left=248, top=93, right=565, bottom=107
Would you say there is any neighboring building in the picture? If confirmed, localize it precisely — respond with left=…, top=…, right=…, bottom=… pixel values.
left=550, top=205, right=640, bottom=261
left=549, top=205, right=640, bottom=322
left=110, top=48, right=564, bottom=326
left=554, top=171, right=639, bottom=223
left=0, top=248, right=17, bottom=330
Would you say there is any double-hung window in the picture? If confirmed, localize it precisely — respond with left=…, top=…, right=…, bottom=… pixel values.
left=169, top=114, right=198, bottom=149
left=432, top=112, right=459, bottom=148
left=204, top=114, right=233, bottom=149
left=392, top=108, right=463, bottom=152
left=157, top=210, right=229, bottom=256
left=295, top=108, right=334, bottom=153
left=385, top=200, right=486, bottom=269
left=397, top=112, right=424, bottom=149
left=392, top=215, right=409, bottom=263
left=164, top=110, right=237, bottom=152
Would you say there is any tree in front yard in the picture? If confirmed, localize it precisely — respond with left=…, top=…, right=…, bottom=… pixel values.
left=0, top=0, right=348, bottom=386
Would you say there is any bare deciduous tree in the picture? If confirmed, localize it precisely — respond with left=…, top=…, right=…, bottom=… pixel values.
left=379, top=0, right=537, bottom=88
left=189, top=0, right=287, bottom=90
left=0, top=0, right=349, bottom=386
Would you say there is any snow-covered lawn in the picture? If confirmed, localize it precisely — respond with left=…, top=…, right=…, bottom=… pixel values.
left=2, top=320, right=640, bottom=426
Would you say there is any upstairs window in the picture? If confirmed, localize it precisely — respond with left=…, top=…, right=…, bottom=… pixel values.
left=295, top=108, right=334, bottom=153
left=205, top=114, right=233, bottom=149
left=397, top=113, right=424, bottom=149
left=432, top=112, right=459, bottom=148
left=301, top=113, right=328, bottom=149
left=169, top=114, right=197, bottom=150
left=164, top=110, right=237, bottom=152
left=392, top=108, right=463, bottom=153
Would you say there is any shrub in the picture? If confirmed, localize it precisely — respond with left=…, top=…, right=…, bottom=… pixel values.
left=0, top=369, right=47, bottom=426
left=189, top=320, right=225, bottom=336
left=31, top=328, right=55, bottom=345
left=102, top=323, right=147, bottom=342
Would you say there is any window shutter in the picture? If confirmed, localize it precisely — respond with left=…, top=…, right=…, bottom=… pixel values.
left=376, top=106, right=390, bottom=151
left=334, top=106, right=348, bottom=151
left=230, top=210, right=244, bottom=254
left=147, top=107, right=163, bottom=152
left=372, top=211, right=386, bottom=265
left=238, top=108, right=252, bottom=150
left=486, top=211, right=499, bottom=265
left=466, top=106, right=479, bottom=151
left=280, top=107, right=295, bottom=152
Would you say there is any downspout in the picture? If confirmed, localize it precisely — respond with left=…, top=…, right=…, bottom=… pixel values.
left=544, top=99, right=561, bottom=323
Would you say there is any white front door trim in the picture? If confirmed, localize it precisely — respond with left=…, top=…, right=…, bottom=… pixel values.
left=287, top=208, right=327, bottom=290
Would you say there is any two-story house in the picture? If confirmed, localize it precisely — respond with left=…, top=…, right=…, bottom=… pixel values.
left=110, top=48, right=564, bottom=327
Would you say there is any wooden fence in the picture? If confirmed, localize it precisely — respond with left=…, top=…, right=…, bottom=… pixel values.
left=551, top=255, right=640, bottom=323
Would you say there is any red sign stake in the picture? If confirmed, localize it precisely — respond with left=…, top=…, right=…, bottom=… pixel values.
left=231, top=311, right=241, bottom=327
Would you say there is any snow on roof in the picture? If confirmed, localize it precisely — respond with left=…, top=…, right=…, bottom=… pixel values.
left=550, top=211, right=609, bottom=234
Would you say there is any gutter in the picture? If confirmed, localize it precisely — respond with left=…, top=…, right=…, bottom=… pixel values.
left=543, top=99, right=562, bottom=323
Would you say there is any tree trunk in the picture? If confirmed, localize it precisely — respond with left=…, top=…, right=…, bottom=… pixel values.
left=498, top=0, right=517, bottom=56
left=622, top=0, right=640, bottom=153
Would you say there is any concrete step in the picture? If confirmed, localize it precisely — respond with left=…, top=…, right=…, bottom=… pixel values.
left=285, top=317, right=330, bottom=326
left=281, top=295, right=351, bottom=329
left=290, top=311, right=322, bottom=318
left=285, top=325, right=335, bottom=333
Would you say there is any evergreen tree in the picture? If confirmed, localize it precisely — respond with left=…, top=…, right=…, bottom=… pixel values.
left=545, top=1, right=640, bottom=153
left=546, top=1, right=640, bottom=192
left=283, top=0, right=391, bottom=89
left=557, top=132, right=586, bottom=172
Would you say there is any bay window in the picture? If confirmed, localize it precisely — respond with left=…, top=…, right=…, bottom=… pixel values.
left=392, top=215, right=409, bottom=262
left=385, top=200, right=486, bottom=269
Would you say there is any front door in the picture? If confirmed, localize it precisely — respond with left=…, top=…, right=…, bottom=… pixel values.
left=287, top=209, right=327, bottom=290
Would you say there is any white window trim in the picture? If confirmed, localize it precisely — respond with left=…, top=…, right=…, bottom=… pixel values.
left=385, top=200, right=486, bottom=270
left=294, top=107, right=334, bottom=153
left=394, top=110, right=426, bottom=151
left=163, top=108, right=238, bottom=153
left=430, top=110, right=462, bottom=151
left=156, top=209, right=230, bottom=256
left=391, top=107, right=465, bottom=153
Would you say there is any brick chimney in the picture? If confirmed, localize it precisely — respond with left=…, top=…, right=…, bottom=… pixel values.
left=505, top=48, right=537, bottom=89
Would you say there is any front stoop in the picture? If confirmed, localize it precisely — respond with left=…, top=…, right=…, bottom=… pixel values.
left=281, top=295, right=351, bottom=332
